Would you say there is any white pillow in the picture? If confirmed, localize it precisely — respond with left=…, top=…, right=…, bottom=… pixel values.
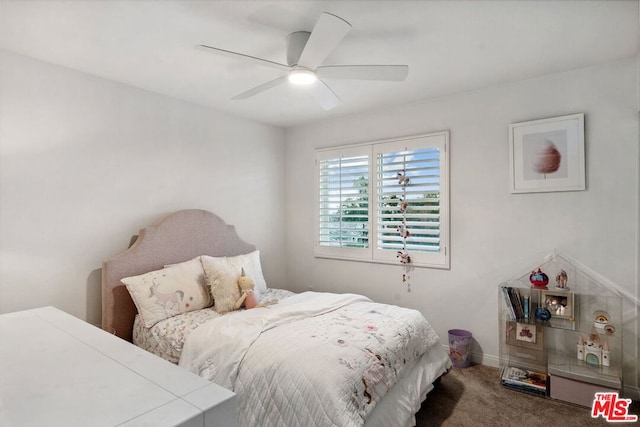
left=123, top=257, right=212, bottom=328
left=201, top=251, right=268, bottom=297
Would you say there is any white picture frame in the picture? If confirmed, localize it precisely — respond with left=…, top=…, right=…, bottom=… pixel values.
left=540, top=290, right=574, bottom=320
left=509, top=113, right=585, bottom=193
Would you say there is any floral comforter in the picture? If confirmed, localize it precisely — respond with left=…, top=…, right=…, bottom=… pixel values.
left=179, top=291, right=441, bottom=427
left=133, top=288, right=294, bottom=363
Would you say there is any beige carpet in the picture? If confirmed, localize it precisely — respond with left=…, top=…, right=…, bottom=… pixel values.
left=416, top=364, right=639, bottom=427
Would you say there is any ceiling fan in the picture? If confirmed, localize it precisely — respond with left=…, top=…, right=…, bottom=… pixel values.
left=197, top=12, right=409, bottom=110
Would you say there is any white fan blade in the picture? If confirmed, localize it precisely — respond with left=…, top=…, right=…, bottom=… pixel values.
left=232, top=76, right=288, bottom=100
left=306, top=80, right=341, bottom=110
left=197, top=44, right=289, bottom=71
left=297, top=12, right=351, bottom=70
left=317, top=65, right=409, bottom=81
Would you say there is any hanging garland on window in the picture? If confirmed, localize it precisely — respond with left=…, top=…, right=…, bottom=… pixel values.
left=396, top=160, right=412, bottom=289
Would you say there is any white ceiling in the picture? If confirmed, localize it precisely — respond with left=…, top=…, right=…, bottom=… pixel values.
left=1, top=1, right=638, bottom=128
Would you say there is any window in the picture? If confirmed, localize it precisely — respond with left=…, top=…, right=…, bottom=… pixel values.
left=316, top=146, right=371, bottom=260
left=315, top=132, right=449, bottom=269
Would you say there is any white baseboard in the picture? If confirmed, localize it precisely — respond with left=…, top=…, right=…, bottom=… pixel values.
left=442, top=345, right=500, bottom=368
left=472, top=351, right=499, bottom=368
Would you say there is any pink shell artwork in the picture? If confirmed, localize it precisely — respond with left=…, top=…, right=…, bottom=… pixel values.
left=533, top=141, right=561, bottom=176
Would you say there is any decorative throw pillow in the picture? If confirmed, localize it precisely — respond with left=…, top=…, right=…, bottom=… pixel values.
left=202, top=256, right=244, bottom=314
left=201, top=251, right=267, bottom=298
left=122, top=257, right=212, bottom=328
left=242, top=251, right=268, bottom=296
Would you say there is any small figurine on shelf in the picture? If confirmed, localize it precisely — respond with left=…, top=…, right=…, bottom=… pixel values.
left=534, top=305, right=551, bottom=322
left=529, top=268, right=549, bottom=288
left=602, top=342, right=611, bottom=367
left=577, top=336, right=585, bottom=361
left=583, top=331, right=610, bottom=367
left=593, top=311, right=610, bottom=332
left=555, top=269, right=569, bottom=290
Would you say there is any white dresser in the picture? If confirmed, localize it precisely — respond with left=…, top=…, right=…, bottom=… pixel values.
left=0, top=306, right=236, bottom=427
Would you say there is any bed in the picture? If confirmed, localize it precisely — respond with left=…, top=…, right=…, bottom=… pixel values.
left=102, top=209, right=451, bottom=427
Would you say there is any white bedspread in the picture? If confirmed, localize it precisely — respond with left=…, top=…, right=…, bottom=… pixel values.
left=179, top=291, right=442, bottom=427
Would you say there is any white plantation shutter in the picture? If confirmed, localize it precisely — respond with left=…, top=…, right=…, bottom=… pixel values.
left=373, top=134, right=448, bottom=267
left=315, top=132, right=449, bottom=268
left=316, top=147, right=371, bottom=261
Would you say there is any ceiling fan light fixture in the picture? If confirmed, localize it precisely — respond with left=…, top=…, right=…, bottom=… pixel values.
left=200, top=12, right=406, bottom=110
left=288, top=68, right=317, bottom=85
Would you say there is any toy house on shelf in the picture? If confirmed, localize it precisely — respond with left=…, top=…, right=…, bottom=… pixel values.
left=498, top=252, right=623, bottom=407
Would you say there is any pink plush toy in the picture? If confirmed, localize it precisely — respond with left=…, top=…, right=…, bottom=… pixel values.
left=234, top=269, right=257, bottom=310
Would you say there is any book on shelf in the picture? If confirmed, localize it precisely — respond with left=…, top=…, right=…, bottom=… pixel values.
left=501, top=366, right=547, bottom=395
left=510, top=287, right=524, bottom=320
left=500, top=286, right=516, bottom=321
left=501, top=286, right=532, bottom=322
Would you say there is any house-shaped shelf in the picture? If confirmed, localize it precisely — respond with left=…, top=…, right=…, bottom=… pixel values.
left=499, top=252, right=623, bottom=404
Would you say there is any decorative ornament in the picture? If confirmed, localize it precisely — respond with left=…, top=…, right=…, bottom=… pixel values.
left=583, top=330, right=610, bottom=367
left=577, top=336, right=585, bottom=361
left=555, top=269, right=569, bottom=290
left=534, top=306, right=552, bottom=322
left=593, top=310, right=610, bottom=331
left=529, top=268, right=549, bottom=288
left=397, top=165, right=412, bottom=289
left=397, top=170, right=410, bottom=186
left=397, top=251, right=411, bottom=265
left=396, top=225, right=410, bottom=238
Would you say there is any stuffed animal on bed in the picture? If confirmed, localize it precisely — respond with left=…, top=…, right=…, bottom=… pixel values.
left=234, top=268, right=258, bottom=310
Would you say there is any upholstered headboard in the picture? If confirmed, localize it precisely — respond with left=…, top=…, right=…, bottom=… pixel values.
left=101, top=209, right=255, bottom=342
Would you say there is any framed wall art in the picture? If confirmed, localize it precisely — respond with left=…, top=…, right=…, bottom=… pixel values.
left=509, top=113, right=585, bottom=193
left=505, top=321, right=544, bottom=351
